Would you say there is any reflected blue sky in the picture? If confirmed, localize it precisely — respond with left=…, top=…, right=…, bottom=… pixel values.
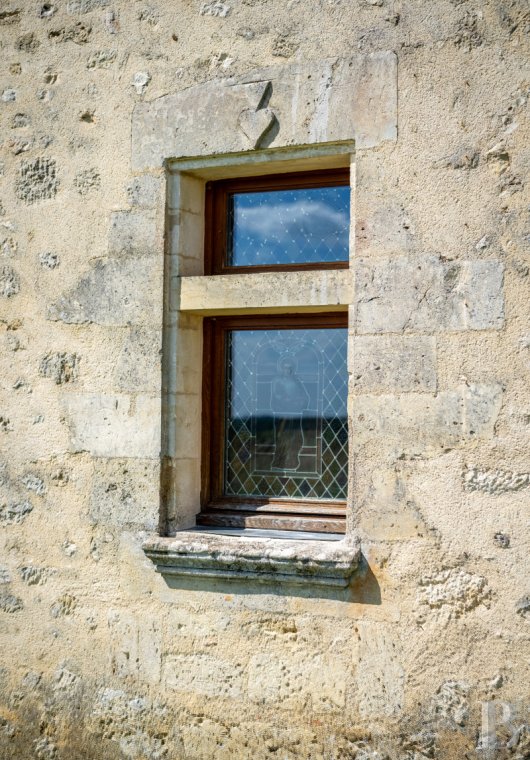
left=228, top=185, right=350, bottom=266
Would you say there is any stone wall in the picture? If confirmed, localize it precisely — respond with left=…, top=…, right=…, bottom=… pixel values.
left=0, top=1, right=529, bottom=758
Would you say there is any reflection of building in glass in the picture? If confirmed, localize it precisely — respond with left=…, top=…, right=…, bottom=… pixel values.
left=270, top=358, right=309, bottom=471
left=253, top=338, right=322, bottom=478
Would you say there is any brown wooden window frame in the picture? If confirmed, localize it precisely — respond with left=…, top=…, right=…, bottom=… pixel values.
left=204, top=167, right=350, bottom=276
left=199, top=167, right=350, bottom=534
left=199, top=312, right=348, bottom=534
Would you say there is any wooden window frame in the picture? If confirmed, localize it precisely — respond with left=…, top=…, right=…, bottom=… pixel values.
left=199, top=312, right=348, bottom=534
left=204, top=167, right=350, bottom=276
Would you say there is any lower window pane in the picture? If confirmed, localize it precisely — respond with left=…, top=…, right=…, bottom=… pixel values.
left=224, top=328, right=348, bottom=500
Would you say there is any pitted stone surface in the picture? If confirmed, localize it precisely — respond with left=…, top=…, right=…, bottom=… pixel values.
left=463, top=466, right=530, bottom=494
left=15, top=157, right=58, bottom=204
left=0, top=265, right=20, bottom=298
left=417, top=569, right=491, bottom=622
left=39, top=352, right=79, bottom=384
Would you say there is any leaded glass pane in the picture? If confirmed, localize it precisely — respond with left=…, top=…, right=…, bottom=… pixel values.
left=227, top=185, right=350, bottom=267
left=224, top=328, right=348, bottom=500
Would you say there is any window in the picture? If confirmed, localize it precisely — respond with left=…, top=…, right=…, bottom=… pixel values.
left=198, top=169, right=351, bottom=534
left=205, top=168, right=350, bottom=273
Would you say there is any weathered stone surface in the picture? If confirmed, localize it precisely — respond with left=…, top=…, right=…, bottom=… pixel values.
left=0, top=592, right=23, bottom=613
left=39, top=352, right=79, bottom=384
left=416, top=569, right=491, bottom=623
left=14, top=157, right=58, bottom=204
left=355, top=257, right=504, bottom=333
left=20, top=566, right=50, bottom=585
left=350, top=383, right=502, bottom=448
left=248, top=652, right=346, bottom=711
left=108, top=610, right=162, bottom=684
left=356, top=623, right=404, bottom=717
left=39, top=251, right=60, bottom=269
left=357, top=468, right=429, bottom=541
left=63, top=394, right=161, bottom=458
left=516, top=595, right=530, bottom=618
left=0, top=500, right=33, bottom=524
left=179, top=269, right=351, bottom=314
left=50, top=593, right=77, bottom=617
left=114, top=327, right=161, bottom=392
left=48, top=22, right=92, bottom=44
left=90, top=458, right=159, bottom=528
left=132, top=53, right=397, bottom=169
left=67, top=0, right=110, bottom=13
left=143, top=531, right=361, bottom=586
left=126, top=175, right=163, bottom=208
left=47, top=256, right=162, bottom=326
left=86, top=49, right=116, bottom=69
left=431, top=681, right=470, bottom=727
left=73, top=167, right=100, bottom=195
left=164, top=655, right=243, bottom=698
left=463, top=466, right=530, bottom=494
left=107, top=210, right=158, bottom=256
left=21, top=473, right=46, bottom=495
left=351, top=335, right=436, bottom=392
left=0, top=265, right=20, bottom=298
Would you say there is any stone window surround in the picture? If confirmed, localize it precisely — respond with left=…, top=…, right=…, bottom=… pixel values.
left=144, top=144, right=361, bottom=587
left=134, top=52, right=399, bottom=587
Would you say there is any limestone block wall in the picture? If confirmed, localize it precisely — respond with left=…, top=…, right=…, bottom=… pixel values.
left=0, top=1, right=529, bottom=758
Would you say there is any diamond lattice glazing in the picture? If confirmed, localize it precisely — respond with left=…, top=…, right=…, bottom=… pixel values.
left=224, top=328, right=348, bottom=500
left=227, top=185, right=350, bottom=267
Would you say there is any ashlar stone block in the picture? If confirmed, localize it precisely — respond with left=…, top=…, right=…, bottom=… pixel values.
left=48, top=256, right=162, bottom=327
left=179, top=269, right=351, bottom=315
left=90, top=458, right=160, bottom=529
left=356, top=623, right=404, bottom=717
left=350, top=383, right=502, bottom=449
left=132, top=53, right=397, bottom=170
left=108, top=609, right=162, bottom=684
left=351, top=335, right=436, bottom=392
left=107, top=210, right=159, bottom=257
left=63, top=393, right=160, bottom=458
left=114, top=327, right=162, bottom=393
left=248, top=652, right=347, bottom=712
left=163, top=655, right=244, bottom=699
left=355, top=256, right=504, bottom=334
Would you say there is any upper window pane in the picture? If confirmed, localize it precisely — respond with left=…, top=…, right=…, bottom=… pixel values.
left=227, top=184, right=350, bottom=267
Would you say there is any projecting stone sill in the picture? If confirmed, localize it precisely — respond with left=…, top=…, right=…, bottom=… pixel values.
left=143, top=529, right=361, bottom=588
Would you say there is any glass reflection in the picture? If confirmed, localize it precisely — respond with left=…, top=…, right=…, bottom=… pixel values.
left=227, top=185, right=350, bottom=267
left=224, top=328, right=348, bottom=500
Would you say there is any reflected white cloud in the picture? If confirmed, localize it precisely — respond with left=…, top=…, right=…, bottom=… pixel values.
left=234, top=199, right=349, bottom=247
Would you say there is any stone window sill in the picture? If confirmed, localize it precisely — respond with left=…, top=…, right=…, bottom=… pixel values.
left=143, top=528, right=361, bottom=588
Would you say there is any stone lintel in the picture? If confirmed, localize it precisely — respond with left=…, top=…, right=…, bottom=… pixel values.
left=178, top=269, right=352, bottom=315
left=143, top=530, right=361, bottom=588
left=132, top=53, right=397, bottom=170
